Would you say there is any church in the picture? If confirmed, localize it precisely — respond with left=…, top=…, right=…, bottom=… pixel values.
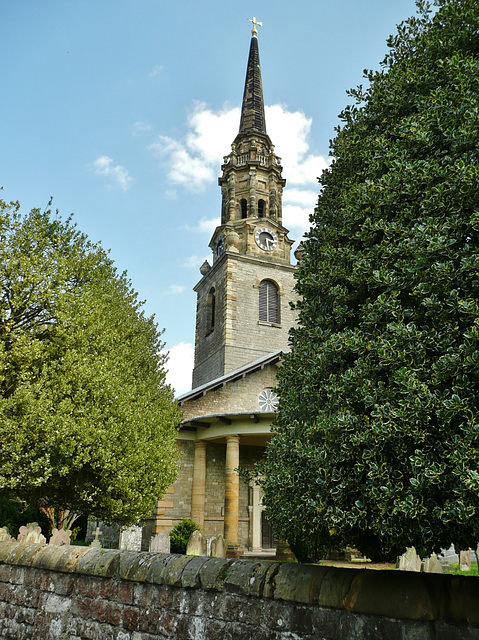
left=149, top=21, right=300, bottom=557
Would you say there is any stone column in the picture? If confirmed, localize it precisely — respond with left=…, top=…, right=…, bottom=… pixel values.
left=224, top=434, right=242, bottom=557
left=251, top=483, right=262, bottom=552
left=191, top=440, right=206, bottom=530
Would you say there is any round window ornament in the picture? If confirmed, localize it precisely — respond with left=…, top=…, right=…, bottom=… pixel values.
left=258, top=389, right=279, bottom=412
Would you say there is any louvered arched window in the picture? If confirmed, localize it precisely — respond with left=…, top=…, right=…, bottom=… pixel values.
left=259, top=280, right=279, bottom=324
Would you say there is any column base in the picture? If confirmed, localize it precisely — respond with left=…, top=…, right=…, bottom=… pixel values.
left=226, top=543, right=244, bottom=559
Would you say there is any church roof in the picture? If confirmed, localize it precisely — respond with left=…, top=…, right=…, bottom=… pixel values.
left=237, top=32, right=267, bottom=137
left=177, top=350, right=282, bottom=405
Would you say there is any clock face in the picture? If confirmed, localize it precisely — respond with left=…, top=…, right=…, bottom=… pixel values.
left=258, top=389, right=279, bottom=412
left=215, top=235, right=225, bottom=258
left=254, top=227, right=278, bottom=251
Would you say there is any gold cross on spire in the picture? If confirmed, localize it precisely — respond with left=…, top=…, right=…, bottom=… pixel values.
left=248, top=16, right=263, bottom=36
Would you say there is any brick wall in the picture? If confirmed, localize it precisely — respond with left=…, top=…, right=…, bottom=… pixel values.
left=1, top=541, right=478, bottom=639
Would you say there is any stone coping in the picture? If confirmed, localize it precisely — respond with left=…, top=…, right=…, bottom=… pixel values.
left=0, top=541, right=478, bottom=625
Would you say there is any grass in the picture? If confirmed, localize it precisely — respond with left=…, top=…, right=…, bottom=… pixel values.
left=449, top=562, right=478, bottom=576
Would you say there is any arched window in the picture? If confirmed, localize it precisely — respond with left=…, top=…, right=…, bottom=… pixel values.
left=240, top=199, right=248, bottom=219
left=206, top=287, right=216, bottom=331
left=259, top=280, right=279, bottom=324
left=258, top=199, right=265, bottom=218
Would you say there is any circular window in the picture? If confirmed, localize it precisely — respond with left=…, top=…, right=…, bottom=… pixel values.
left=258, top=389, right=279, bottom=412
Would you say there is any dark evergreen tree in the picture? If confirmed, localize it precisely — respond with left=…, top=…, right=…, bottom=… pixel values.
left=259, top=0, right=479, bottom=561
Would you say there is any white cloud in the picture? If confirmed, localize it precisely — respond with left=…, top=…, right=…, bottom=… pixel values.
left=283, top=204, right=312, bottom=239
left=184, top=216, right=220, bottom=235
left=163, top=342, right=194, bottom=396
left=184, top=254, right=210, bottom=269
left=132, top=121, right=152, bottom=135
left=163, top=284, right=186, bottom=295
left=154, top=103, right=327, bottom=241
left=149, top=65, right=164, bottom=77
left=282, top=189, right=317, bottom=238
left=154, top=102, right=328, bottom=194
left=283, top=188, right=318, bottom=208
left=93, top=155, right=133, bottom=191
left=266, top=106, right=329, bottom=185
left=151, top=135, right=216, bottom=191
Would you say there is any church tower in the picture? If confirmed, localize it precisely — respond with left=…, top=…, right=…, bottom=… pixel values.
left=192, top=21, right=297, bottom=388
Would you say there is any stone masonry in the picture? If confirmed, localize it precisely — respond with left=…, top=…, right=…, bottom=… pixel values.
left=192, top=254, right=297, bottom=388
left=1, top=541, right=479, bottom=639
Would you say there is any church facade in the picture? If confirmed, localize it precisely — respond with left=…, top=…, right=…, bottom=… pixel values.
left=150, top=23, right=299, bottom=555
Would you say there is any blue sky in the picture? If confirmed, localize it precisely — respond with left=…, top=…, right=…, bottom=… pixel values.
left=2, top=0, right=426, bottom=394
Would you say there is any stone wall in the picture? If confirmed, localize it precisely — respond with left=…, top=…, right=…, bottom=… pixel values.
left=1, top=541, right=478, bottom=640
left=181, top=364, right=279, bottom=420
left=154, top=441, right=265, bottom=547
left=192, top=252, right=297, bottom=388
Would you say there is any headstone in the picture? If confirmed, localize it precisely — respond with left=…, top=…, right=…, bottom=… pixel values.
left=90, top=526, right=102, bottom=549
left=210, top=534, right=226, bottom=558
left=49, top=528, right=72, bottom=546
left=119, top=525, right=142, bottom=551
left=460, top=549, right=471, bottom=572
left=149, top=532, right=170, bottom=553
left=398, top=547, right=422, bottom=572
left=186, top=530, right=205, bottom=556
left=0, top=527, right=13, bottom=542
left=423, top=552, right=443, bottom=574
left=441, top=544, right=459, bottom=564
left=17, top=523, right=46, bottom=545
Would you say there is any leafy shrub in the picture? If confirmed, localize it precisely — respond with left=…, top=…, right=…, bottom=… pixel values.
left=169, top=518, right=199, bottom=554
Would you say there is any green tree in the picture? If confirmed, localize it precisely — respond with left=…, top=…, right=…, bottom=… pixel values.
left=0, top=200, right=181, bottom=531
left=259, top=0, right=479, bottom=561
left=169, top=518, right=200, bottom=554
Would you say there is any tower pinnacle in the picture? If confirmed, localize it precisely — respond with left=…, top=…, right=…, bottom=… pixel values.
left=238, top=20, right=267, bottom=136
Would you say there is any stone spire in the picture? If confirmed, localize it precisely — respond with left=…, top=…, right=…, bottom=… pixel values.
left=237, top=25, right=267, bottom=137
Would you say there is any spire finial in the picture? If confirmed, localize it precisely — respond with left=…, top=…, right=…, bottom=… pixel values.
left=248, top=16, right=263, bottom=36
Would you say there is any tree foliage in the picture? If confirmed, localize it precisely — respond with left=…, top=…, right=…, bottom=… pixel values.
left=259, top=0, right=479, bottom=561
left=0, top=200, right=181, bottom=528
left=169, top=518, right=200, bottom=554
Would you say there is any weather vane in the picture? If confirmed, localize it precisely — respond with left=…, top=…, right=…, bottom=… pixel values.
left=248, top=17, right=263, bottom=36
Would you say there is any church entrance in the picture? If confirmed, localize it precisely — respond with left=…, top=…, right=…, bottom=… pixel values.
left=261, top=511, right=275, bottom=549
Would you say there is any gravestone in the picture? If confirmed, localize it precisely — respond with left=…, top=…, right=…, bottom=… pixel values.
left=0, top=528, right=12, bottom=542
left=441, top=544, right=459, bottom=565
left=49, top=528, right=72, bottom=546
left=149, top=532, right=170, bottom=553
left=17, top=523, right=46, bottom=545
left=210, top=534, right=226, bottom=558
left=119, top=526, right=142, bottom=551
left=90, top=527, right=102, bottom=549
left=460, top=549, right=471, bottom=572
left=186, top=530, right=205, bottom=556
left=423, top=553, right=443, bottom=574
left=398, top=547, right=422, bottom=572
